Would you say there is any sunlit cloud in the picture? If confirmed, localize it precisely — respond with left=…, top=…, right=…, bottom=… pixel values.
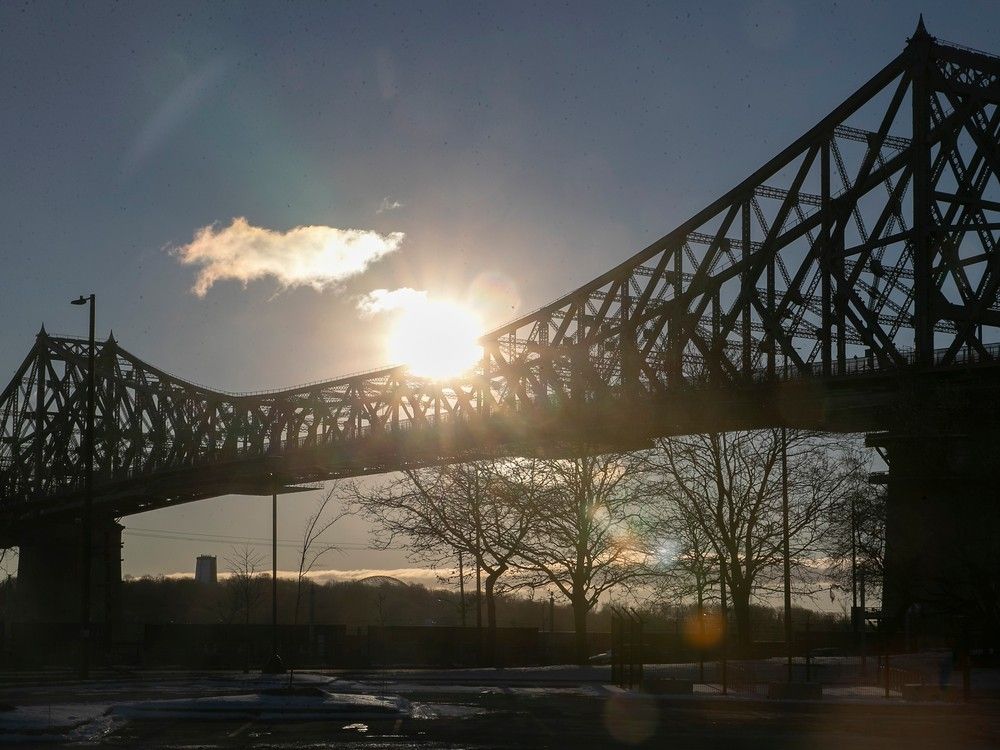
left=304, top=567, right=455, bottom=588
left=376, top=196, right=403, bottom=214
left=162, top=566, right=454, bottom=589
left=357, top=287, right=483, bottom=379
left=174, top=217, right=404, bottom=296
left=357, top=287, right=429, bottom=316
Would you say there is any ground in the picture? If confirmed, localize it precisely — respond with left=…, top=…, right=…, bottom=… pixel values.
left=1, top=666, right=998, bottom=748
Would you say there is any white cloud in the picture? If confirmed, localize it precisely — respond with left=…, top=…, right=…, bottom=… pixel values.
left=161, top=566, right=457, bottom=590
left=356, top=287, right=428, bottom=316
left=303, top=567, right=457, bottom=588
left=173, top=217, right=404, bottom=296
left=376, top=196, right=403, bottom=214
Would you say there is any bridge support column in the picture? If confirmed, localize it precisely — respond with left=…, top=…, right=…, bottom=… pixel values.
left=15, top=518, right=122, bottom=624
left=878, top=430, right=1000, bottom=635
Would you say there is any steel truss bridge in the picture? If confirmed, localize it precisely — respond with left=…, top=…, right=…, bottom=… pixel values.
left=3, top=24, right=1000, bottom=623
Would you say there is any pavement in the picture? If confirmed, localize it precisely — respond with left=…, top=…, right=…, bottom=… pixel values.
left=1, top=662, right=998, bottom=747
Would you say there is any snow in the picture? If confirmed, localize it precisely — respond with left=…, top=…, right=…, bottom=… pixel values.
left=110, top=688, right=410, bottom=722
left=0, top=702, right=109, bottom=744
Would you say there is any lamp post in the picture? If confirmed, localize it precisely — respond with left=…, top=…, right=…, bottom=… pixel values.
left=782, top=424, right=792, bottom=682
left=780, top=350, right=794, bottom=682
left=263, top=472, right=285, bottom=674
left=71, top=294, right=95, bottom=679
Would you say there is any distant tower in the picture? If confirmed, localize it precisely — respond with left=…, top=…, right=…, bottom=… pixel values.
left=195, top=555, right=218, bottom=584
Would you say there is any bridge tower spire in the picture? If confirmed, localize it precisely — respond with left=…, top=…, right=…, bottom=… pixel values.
left=910, top=14, right=936, bottom=365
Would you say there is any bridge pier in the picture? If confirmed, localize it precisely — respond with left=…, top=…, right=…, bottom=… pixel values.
left=878, top=429, right=1000, bottom=635
left=15, top=518, right=122, bottom=624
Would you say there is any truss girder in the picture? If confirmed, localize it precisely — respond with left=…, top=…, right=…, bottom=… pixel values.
left=3, top=30, right=1000, bottom=524
left=486, top=31, right=1000, bottom=396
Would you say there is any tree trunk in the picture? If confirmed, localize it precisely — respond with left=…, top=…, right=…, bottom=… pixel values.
left=572, top=597, right=589, bottom=665
left=730, top=585, right=753, bottom=652
left=484, top=571, right=501, bottom=667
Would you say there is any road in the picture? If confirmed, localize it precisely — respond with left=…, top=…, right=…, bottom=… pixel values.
left=3, top=672, right=998, bottom=748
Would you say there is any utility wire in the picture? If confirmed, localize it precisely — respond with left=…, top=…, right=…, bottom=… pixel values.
left=122, top=526, right=376, bottom=550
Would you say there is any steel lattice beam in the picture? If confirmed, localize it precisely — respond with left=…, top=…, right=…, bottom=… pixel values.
left=3, top=24, right=1000, bottom=541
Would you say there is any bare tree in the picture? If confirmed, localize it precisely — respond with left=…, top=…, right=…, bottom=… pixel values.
left=646, top=503, right=719, bottom=627
left=293, top=483, right=346, bottom=626
left=513, top=451, right=653, bottom=664
left=824, top=464, right=885, bottom=617
left=224, top=544, right=266, bottom=672
left=350, top=459, right=544, bottom=662
left=650, top=431, right=864, bottom=648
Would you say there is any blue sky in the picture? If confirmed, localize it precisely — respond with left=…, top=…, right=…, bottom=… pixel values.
left=1, top=1, right=997, bottom=579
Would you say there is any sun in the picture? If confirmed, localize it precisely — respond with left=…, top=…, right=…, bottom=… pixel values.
left=385, top=297, right=484, bottom=380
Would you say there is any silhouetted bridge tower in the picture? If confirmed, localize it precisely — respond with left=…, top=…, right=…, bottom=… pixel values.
left=3, top=21, right=1000, bottom=629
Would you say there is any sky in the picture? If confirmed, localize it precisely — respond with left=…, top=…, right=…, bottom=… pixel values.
left=1, top=1, right=998, bottom=588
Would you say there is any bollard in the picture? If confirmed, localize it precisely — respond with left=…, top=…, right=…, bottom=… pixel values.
left=961, top=624, right=971, bottom=703
left=884, top=652, right=890, bottom=699
left=805, top=613, right=811, bottom=683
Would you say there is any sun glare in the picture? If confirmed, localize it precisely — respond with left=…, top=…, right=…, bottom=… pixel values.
left=386, top=297, right=484, bottom=380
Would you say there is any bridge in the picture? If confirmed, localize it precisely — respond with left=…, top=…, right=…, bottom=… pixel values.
left=4, top=21, right=1000, bottom=628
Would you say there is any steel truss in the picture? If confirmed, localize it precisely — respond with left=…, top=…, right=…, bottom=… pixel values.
left=3, top=22, right=1000, bottom=534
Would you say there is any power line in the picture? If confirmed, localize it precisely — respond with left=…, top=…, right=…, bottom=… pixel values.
left=122, top=526, right=376, bottom=550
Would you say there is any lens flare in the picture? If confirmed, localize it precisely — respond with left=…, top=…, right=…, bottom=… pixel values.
left=602, top=693, right=658, bottom=745
left=384, top=297, right=483, bottom=380
left=468, top=270, right=520, bottom=322
left=683, top=610, right=723, bottom=649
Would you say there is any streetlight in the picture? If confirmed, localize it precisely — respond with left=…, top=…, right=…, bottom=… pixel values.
left=782, top=424, right=792, bottom=682
left=71, top=293, right=95, bottom=679
left=262, top=472, right=285, bottom=674
left=779, top=349, right=796, bottom=683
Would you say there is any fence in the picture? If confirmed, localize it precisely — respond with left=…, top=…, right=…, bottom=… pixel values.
left=610, top=607, right=644, bottom=688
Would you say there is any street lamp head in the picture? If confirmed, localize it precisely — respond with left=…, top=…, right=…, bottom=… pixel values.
left=71, top=295, right=88, bottom=306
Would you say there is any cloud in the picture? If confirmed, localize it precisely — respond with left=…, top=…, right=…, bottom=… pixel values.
left=173, top=217, right=404, bottom=296
left=160, top=566, right=457, bottom=590
left=356, top=287, right=428, bottom=316
left=303, top=567, right=457, bottom=588
left=376, top=196, right=403, bottom=214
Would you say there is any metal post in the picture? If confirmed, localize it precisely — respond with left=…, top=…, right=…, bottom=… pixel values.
left=884, top=648, right=890, bottom=699
left=805, top=611, right=811, bottom=682
left=610, top=611, right=618, bottom=686
left=549, top=591, right=555, bottom=633
left=850, top=494, right=858, bottom=635
left=720, top=557, right=728, bottom=695
left=860, top=571, right=867, bottom=673
left=263, top=477, right=284, bottom=674
left=475, top=526, right=482, bottom=665
left=961, top=620, right=971, bottom=703
left=272, top=488, right=277, bottom=654
left=458, top=552, right=466, bottom=627
left=782, top=425, right=792, bottom=682
left=636, top=612, right=644, bottom=687
left=698, top=591, right=705, bottom=682
left=71, top=294, right=96, bottom=679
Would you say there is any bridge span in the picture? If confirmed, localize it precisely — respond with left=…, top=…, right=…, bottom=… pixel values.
left=4, top=22, right=1000, bottom=629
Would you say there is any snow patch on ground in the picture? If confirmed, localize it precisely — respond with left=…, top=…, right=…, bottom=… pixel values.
left=0, top=702, right=108, bottom=743
left=110, top=689, right=410, bottom=722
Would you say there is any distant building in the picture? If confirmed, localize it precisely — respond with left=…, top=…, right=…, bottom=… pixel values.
left=195, top=555, right=217, bottom=584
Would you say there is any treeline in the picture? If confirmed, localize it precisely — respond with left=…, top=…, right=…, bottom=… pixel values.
left=118, top=574, right=846, bottom=639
